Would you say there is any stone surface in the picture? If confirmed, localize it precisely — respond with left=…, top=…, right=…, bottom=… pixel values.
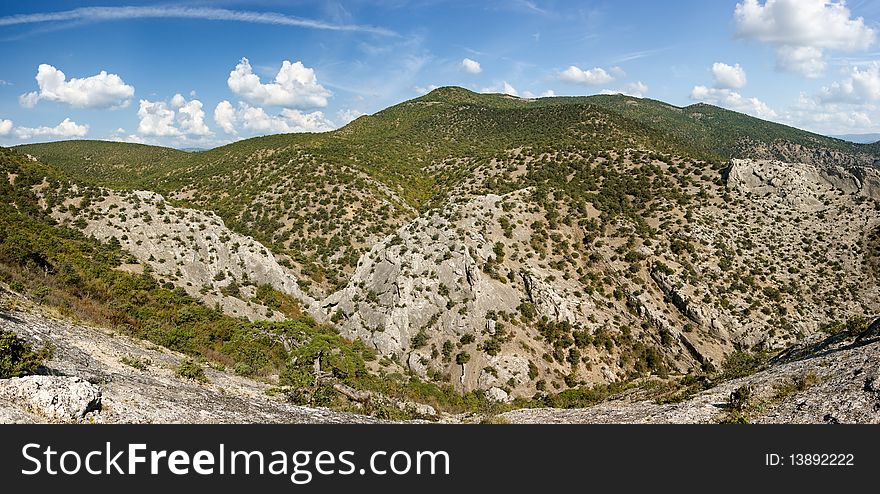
left=501, top=330, right=880, bottom=424
left=0, top=376, right=101, bottom=422
left=0, top=304, right=380, bottom=424
left=47, top=188, right=321, bottom=322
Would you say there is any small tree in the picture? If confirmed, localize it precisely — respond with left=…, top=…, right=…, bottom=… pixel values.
left=0, top=330, right=53, bottom=378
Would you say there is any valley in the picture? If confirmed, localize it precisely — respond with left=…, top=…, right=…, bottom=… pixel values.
left=4, top=87, right=880, bottom=422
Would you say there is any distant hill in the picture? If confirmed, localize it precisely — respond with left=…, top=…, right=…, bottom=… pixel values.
left=831, top=133, right=880, bottom=144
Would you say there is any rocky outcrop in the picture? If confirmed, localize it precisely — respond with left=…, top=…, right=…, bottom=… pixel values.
left=0, top=302, right=380, bottom=424
left=48, top=188, right=321, bottom=322
left=725, top=158, right=880, bottom=207
left=0, top=376, right=101, bottom=422
left=501, top=333, right=880, bottom=424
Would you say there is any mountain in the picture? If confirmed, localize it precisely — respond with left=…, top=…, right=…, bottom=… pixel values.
left=6, top=87, right=880, bottom=421
left=831, top=133, right=880, bottom=144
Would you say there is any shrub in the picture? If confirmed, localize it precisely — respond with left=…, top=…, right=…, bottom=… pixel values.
left=233, top=362, right=254, bottom=376
left=0, top=330, right=53, bottom=378
left=411, top=330, right=429, bottom=349
left=120, top=355, right=151, bottom=371
left=721, top=351, right=764, bottom=380
left=455, top=352, right=471, bottom=365
left=176, top=358, right=207, bottom=383
left=729, top=385, right=752, bottom=412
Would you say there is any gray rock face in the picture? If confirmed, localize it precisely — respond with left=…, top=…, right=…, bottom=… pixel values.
left=0, top=376, right=101, bottom=422
left=0, top=301, right=381, bottom=424
left=501, top=333, right=880, bottom=424
left=48, top=188, right=321, bottom=322
left=726, top=158, right=880, bottom=206
left=321, top=190, right=591, bottom=394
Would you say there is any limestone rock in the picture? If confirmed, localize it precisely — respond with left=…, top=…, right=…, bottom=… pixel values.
left=0, top=376, right=101, bottom=422
left=485, top=386, right=511, bottom=403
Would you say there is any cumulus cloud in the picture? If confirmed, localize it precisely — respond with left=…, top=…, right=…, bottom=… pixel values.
left=733, top=0, right=875, bottom=78
left=461, top=58, right=482, bottom=74
left=601, top=81, right=649, bottom=98
left=227, top=57, right=331, bottom=108
left=337, top=109, right=365, bottom=124
left=522, top=89, right=556, bottom=98
left=171, top=93, right=211, bottom=135
left=213, top=100, right=237, bottom=134
left=213, top=101, right=335, bottom=134
left=414, top=84, right=440, bottom=95
left=557, top=65, right=614, bottom=85
left=19, top=63, right=134, bottom=109
left=14, top=118, right=88, bottom=139
left=137, top=100, right=179, bottom=136
left=711, top=62, right=747, bottom=89
left=775, top=46, right=827, bottom=78
left=0, top=119, right=12, bottom=136
left=690, top=85, right=777, bottom=119
left=783, top=92, right=876, bottom=134
left=108, top=128, right=146, bottom=144
left=819, top=62, right=880, bottom=102
left=482, top=81, right=520, bottom=96
left=138, top=96, right=212, bottom=137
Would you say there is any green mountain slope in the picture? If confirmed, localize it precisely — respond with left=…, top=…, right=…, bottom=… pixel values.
left=16, top=87, right=879, bottom=296
left=6, top=87, right=880, bottom=408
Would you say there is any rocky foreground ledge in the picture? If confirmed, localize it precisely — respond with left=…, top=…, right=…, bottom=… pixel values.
left=3, top=297, right=879, bottom=424
left=501, top=323, right=880, bottom=424
left=0, top=304, right=381, bottom=424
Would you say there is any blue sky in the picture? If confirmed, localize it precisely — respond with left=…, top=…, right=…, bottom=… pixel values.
left=2, top=0, right=880, bottom=148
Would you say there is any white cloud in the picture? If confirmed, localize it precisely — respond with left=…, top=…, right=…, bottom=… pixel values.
left=690, top=85, right=777, bottom=119
left=819, top=62, right=880, bottom=102
left=609, top=66, right=626, bottom=78
left=775, top=46, right=826, bottom=78
left=711, top=62, right=747, bottom=89
left=461, top=58, right=482, bottom=74
left=337, top=109, right=365, bottom=124
left=783, top=91, right=876, bottom=134
left=108, top=128, right=145, bottom=144
left=0, top=119, right=12, bottom=136
left=213, top=101, right=336, bottom=135
left=138, top=96, right=212, bottom=137
left=522, top=89, right=556, bottom=98
left=734, top=0, right=875, bottom=78
left=241, top=104, right=335, bottom=133
left=172, top=94, right=211, bottom=135
left=557, top=65, right=614, bottom=85
left=214, top=100, right=237, bottom=134
left=601, top=81, right=649, bottom=98
left=227, top=57, right=331, bottom=108
left=0, top=6, right=395, bottom=36
left=19, top=63, right=134, bottom=109
left=482, top=81, right=520, bottom=96
left=783, top=63, right=880, bottom=134
left=414, top=84, right=440, bottom=95
left=137, top=100, right=179, bottom=136
left=14, top=118, right=88, bottom=139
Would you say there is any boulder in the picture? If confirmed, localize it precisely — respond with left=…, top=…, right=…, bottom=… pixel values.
left=0, top=375, right=101, bottom=422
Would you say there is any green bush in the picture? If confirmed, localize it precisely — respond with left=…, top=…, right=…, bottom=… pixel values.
left=721, top=351, right=764, bottom=380
left=120, top=355, right=151, bottom=371
left=176, top=359, right=207, bottom=383
left=0, top=330, right=53, bottom=378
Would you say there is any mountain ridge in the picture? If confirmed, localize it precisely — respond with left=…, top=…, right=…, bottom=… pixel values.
left=5, top=86, right=880, bottom=413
